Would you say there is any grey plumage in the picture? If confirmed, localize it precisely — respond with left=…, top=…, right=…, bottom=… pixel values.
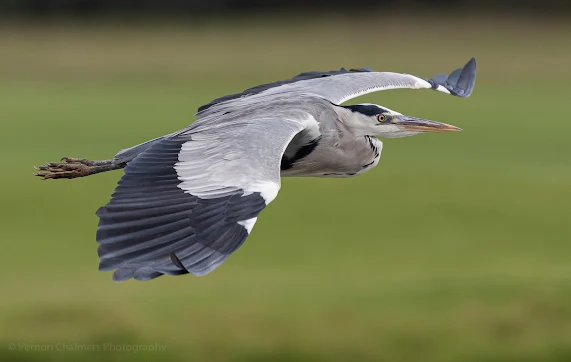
left=97, top=133, right=265, bottom=279
left=197, top=67, right=375, bottom=112
left=35, top=58, right=476, bottom=281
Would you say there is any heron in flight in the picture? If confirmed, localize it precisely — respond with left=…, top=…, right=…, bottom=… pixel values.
left=34, top=58, right=476, bottom=281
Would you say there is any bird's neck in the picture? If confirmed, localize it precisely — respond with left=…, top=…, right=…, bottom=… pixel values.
left=332, top=105, right=373, bottom=138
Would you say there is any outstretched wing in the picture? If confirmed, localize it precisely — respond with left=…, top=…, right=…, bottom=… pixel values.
left=197, top=67, right=374, bottom=112
left=198, top=58, right=476, bottom=115
left=290, top=58, right=477, bottom=104
left=96, top=114, right=315, bottom=281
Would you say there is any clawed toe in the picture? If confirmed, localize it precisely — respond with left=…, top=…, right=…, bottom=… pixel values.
left=34, top=171, right=78, bottom=180
left=34, top=158, right=92, bottom=180
left=34, top=157, right=120, bottom=180
left=61, top=157, right=94, bottom=166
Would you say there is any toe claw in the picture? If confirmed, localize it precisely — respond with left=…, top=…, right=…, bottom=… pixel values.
left=33, top=172, right=49, bottom=179
left=34, top=157, right=101, bottom=180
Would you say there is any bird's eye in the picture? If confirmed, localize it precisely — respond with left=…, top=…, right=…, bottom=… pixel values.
left=377, top=114, right=386, bottom=122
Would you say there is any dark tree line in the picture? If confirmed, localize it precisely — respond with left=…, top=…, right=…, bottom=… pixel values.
left=1, top=0, right=569, bottom=16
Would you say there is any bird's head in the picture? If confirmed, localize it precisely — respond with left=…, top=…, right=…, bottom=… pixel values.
left=340, top=103, right=461, bottom=138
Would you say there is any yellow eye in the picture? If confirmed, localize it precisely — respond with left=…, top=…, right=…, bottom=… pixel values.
left=377, top=114, right=386, bottom=122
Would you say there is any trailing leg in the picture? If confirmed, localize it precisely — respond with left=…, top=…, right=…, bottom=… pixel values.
left=34, top=157, right=125, bottom=180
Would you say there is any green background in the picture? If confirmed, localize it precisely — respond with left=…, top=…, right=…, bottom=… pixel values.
left=1, top=14, right=570, bottom=362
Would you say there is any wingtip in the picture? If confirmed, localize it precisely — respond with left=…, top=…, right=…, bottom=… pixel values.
left=461, top=57, right=477, bottom=98
left=465, top=57, right=477, bottom=73
left=111, top=268, right=133, bottom=282
left=428, top=57, right=476, bottom=98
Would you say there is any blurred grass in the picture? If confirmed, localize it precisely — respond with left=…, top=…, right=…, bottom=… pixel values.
left=1, top=13, right=571, bottom=362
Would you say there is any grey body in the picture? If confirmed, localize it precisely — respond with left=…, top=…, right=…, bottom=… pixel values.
left=46, top=58, right=477, bottom=281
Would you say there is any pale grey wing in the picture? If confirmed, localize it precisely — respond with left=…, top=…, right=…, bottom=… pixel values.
left=96, top=115, right=313, bottom=282
left=272, top=58, right=476, bottom=104
left=197, top=67, right=374, bottom=112
left=198, top=58, right=475, bottom=112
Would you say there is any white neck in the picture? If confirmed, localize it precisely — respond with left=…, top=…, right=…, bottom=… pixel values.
left=332, top=106, right=373, bottom=138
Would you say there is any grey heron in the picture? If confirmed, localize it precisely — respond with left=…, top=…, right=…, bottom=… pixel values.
left=34, top=58, right=476, bottom=281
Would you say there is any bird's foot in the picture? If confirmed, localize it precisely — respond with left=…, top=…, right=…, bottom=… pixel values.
left=59, top=157, right=99, bottom=166
left=34, top=157, right=112, bottom=180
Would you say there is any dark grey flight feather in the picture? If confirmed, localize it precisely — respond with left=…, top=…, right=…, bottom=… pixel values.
left=113, top=135, right=169, bottom=165
left=428, top=57, right=476, bottom=97
left=97, top=135, right=267, bottom=281
left=98, top=114, right=309, bottom=281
